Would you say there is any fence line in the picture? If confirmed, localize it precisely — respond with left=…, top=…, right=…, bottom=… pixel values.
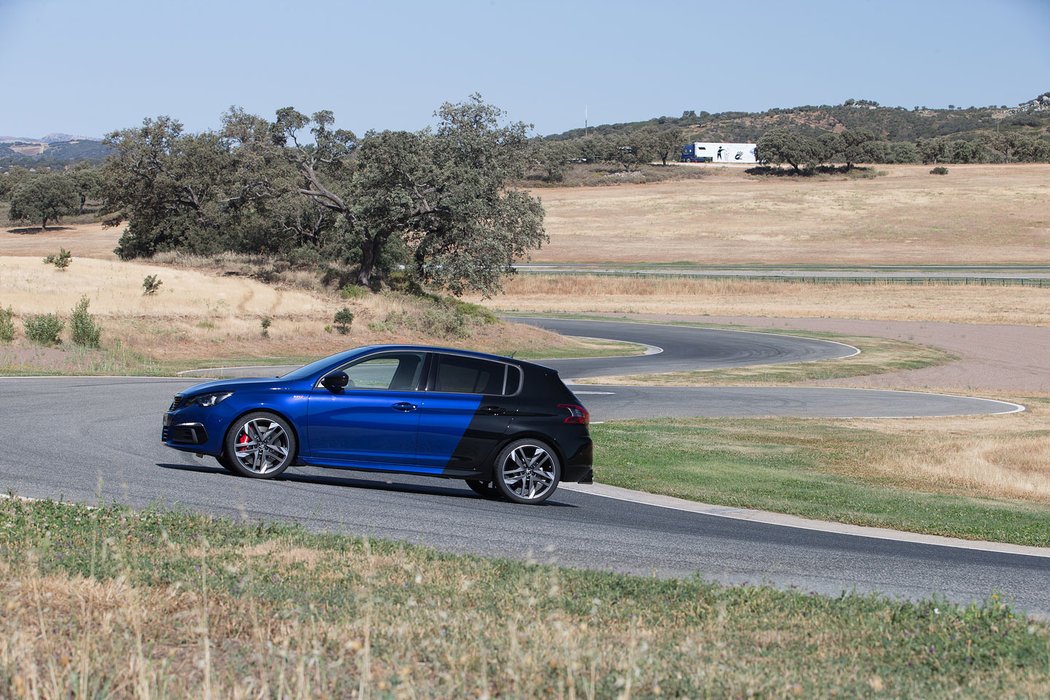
left=518, top=271, right=1050, bottom=287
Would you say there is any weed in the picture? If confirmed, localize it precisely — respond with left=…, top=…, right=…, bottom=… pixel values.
left=341, top=284, right=368, bottom=300
left=0, top=307, right=13, bottom=342
left=142, top=274, right=163, bottom=295
left=69, top=296, right=102, bottom=348
left=23, top=313, right=64, bottom=345
left=334, top=308, right=354, bottom=334
left=43, top=248, right=72, bottom=270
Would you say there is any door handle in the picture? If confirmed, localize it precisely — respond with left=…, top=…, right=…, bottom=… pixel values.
left=392, top=402, right=417, bottom=412
left=480, top=405, right=506, bottom=416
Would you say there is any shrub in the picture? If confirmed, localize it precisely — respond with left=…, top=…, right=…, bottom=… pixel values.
left=260, top=316, right=272, bottom=338
left=43, top=248, right=72, bottom=270
left=333, top=308, right=354, bottom=335
left=142, top=274, right=163, bottom=296
left=23, top=313, right=64, bottom=345
left=340, top=284, right=368, bottom=300
left=0, top=307, right=14, bottom=342
left=70, top=296, right=102, bottom=348
left=930, top=166, right=949, bottom=175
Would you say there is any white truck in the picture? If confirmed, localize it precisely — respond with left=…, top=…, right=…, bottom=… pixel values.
left=680, top=142, right=758, bottom=163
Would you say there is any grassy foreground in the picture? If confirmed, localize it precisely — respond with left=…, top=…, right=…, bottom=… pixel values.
left=1, top=498, right=1047, bottom=698
left=591, top=416, right=1050, bottom=547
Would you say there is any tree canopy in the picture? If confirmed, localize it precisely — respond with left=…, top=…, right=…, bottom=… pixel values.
left=9, top=173, right=78, bottom=230
left=100, top=96, right=545, bottom=296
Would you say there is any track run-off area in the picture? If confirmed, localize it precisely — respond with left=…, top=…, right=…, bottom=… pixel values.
left=1, top=318, right=1045, bottom=617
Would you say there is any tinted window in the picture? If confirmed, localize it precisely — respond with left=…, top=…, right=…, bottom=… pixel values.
left=505, top=365, right=522, bottom=395
left=434, top=355, right=506, bottom=395
left=342, top=353, right=425, bottom=391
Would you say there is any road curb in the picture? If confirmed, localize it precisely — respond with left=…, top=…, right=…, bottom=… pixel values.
left=560, top=481, right=1050, bottom=559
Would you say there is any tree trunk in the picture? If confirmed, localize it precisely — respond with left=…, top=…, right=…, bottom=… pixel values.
left=355, top=232, right=390, bottom=289
left=41, top=216, right=48, bottom=231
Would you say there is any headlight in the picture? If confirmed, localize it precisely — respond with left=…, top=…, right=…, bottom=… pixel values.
left=185, top=392, right=233, bottom=408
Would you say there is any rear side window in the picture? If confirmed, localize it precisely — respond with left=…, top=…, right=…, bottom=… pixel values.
left=433, top=355, right=514, bottom=395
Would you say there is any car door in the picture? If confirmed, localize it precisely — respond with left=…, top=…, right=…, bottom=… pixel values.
left=306, top=351, right=429, bottom=470
left=416, top=353, right=518, bottom=475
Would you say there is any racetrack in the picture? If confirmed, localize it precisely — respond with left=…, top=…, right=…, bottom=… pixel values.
left=0, top=319, right=1045, bottom=617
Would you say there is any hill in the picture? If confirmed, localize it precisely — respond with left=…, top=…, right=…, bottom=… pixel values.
left=0, top=137, right=111, bottom=169
left=546, top=92, right=1050, bottom=144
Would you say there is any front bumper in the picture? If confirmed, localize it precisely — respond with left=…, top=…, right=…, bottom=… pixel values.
left=162, top=417, right=209, bottom=446
left=162, top=406, right=227, bottom=455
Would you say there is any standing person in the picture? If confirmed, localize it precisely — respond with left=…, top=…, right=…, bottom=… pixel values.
left=716, top=145, right=725, bottom=161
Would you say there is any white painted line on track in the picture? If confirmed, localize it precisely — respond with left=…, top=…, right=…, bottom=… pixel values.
left=560, top=481, right=1050, bottom=559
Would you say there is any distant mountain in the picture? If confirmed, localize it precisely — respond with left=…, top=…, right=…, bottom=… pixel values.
left=0, top=133, right=100, bottom=144
left=0, top=136, right=111, bottom=169
left=545, top=92, right=1050, bottom=144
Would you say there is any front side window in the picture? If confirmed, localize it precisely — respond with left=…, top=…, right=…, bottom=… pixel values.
left=433, top=355, right=507, bottom=395
left=341, top=353, right=425, bottom=391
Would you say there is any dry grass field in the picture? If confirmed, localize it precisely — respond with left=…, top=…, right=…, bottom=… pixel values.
left=487, top=275, right=1050, bottom=326
left=532, top=163, right=1050, bottom=264
left=0, top=256, right=606, bottom=373
left=845, top=402, right=1050, bottom=505
left=0, top=221, right=118, bottom=259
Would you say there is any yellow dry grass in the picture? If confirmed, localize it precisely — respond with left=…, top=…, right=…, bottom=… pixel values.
left=532, top=163, right=1050, bottom=264
left=843, top=401, right=1050, bottom=504
left=0, top=256, right=592, bottom=366
left=485, top=275, right=1050, bottom=326
left=0, top=221, right=119, bottom=259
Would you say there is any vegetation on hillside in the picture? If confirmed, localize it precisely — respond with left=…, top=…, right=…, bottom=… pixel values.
left=524, top=93, right=1050, bottom=181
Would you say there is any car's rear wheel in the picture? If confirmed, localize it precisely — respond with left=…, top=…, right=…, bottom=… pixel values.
left=465, top=479, right=503, bottom=500
left=223, top=412, right=296, bottom=479
left=493, top=439, right=561, bottom=505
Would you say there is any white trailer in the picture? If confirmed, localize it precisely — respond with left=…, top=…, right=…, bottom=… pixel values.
left=681, top=142, right=758, bottom=163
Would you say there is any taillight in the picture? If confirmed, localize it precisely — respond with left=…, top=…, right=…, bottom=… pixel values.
left=558, top=404, right=589, bottom=425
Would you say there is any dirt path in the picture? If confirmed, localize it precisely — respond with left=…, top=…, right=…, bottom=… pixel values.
left=623, top=313, right=1050, bottom=394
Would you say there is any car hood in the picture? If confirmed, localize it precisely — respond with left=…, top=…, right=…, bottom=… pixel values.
left=179, top=376, right=302, bottom=397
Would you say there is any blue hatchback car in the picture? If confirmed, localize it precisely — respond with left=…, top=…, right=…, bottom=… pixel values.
left=163, top=346, right=592, bottom=504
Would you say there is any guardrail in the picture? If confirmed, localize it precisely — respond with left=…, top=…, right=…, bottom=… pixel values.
left=516, top=270, right=1050, bottom=287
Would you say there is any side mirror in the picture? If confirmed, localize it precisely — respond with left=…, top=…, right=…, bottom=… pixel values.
left=322, top=371, right=349, bottom=391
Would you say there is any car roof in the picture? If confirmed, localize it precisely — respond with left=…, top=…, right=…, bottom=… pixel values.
left=361, top=344, right=543, bottom=368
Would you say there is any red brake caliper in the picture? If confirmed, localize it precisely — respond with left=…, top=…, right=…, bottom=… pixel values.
left=238, top=432, right=249, bottom=452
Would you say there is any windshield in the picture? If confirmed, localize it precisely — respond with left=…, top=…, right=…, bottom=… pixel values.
left=279, top=347, right=375, bottom=381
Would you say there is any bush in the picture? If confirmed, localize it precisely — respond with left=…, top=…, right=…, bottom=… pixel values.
left=340, top=284, right=368, bottom=300
left=142, top=274, right=163, bottom=295
left=930, top=166, right=950, bottom=175
left=43, top=248, right=72, bottom=270
left=23, top=313, right=64, bottom=345
left=260, top=316, right=272, bottom=338
left=333, top=308, right=354, bottom=334
left=70, top=296, right=102, bottom=348
left=0, top=307, right=14, bottom=342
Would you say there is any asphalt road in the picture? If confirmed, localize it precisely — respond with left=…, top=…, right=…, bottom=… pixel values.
left=0, top=319, right=1044, bottom=617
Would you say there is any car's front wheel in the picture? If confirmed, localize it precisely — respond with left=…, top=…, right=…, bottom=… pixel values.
left=222, top=412, right=296, bottom=479
left=493, top=439, right=561, bottom=505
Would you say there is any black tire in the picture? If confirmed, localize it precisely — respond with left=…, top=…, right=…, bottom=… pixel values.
left=216, top=451, right=241, bottom=475
left=465, top=479, right=503, bottom=500
left=222, top=411, right=296, bottom=479
left=493, top=438, right=561, bottom=505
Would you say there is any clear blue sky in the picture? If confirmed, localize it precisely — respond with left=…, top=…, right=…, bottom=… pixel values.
left=1, top=0, right=1048, bottom=138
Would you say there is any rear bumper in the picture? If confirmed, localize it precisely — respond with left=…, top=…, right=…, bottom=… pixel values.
left=562, top=438, right=593, bottom=484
